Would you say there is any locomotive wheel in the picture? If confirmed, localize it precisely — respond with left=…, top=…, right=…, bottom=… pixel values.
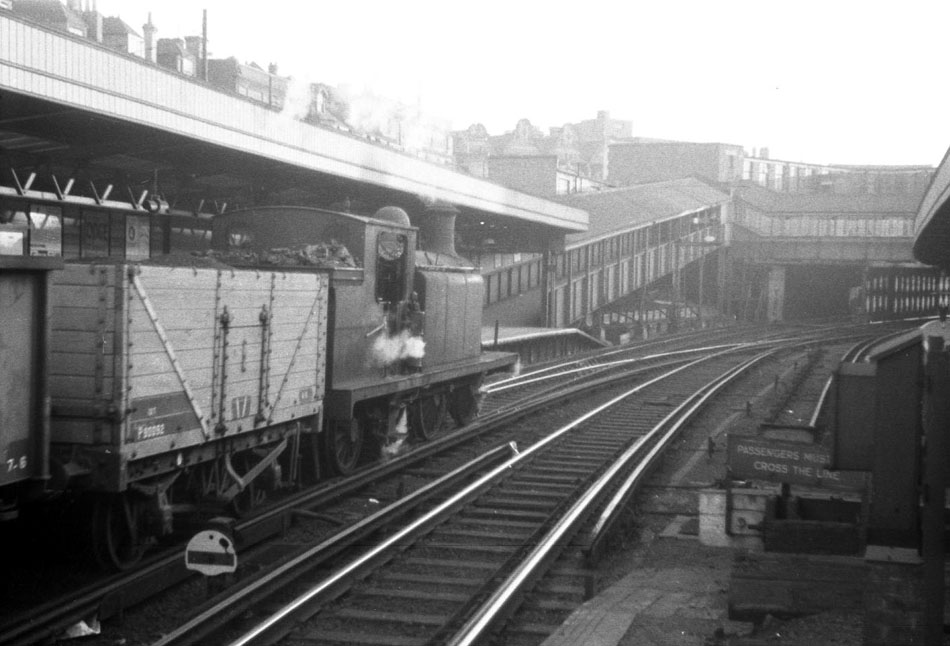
left=408, top=392, right=448, bottom=441
left=448, top=383, right=482, bottom=427
left=91, top=493, right=148, bottom=571
left=325, top=417, right=365, bottom=475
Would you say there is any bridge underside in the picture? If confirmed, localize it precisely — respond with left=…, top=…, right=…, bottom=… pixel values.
left=583, top=244, right=934, bottom=328
left=722, top=232, right=926, bottom=322
left=731, top=233, right=915, bottom=266
left=726, top=254, right=938, bottom=323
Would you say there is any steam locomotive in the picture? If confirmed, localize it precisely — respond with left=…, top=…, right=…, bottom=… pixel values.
left=0, top=199, right=515, bottom=569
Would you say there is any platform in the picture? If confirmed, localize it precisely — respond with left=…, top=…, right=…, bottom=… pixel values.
left=481, top=326, right=608, bottom=365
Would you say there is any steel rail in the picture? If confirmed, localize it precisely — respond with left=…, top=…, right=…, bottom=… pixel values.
left=484, top=344, right=741, bottom=394
left=1, top=342, right=727, bottom=646
left=5, top=325, right=879, bottom=645
left=809, top=376, right=834, bottom=429
left=582, top=347, right=777, bottom=567
left=808, top=327, right=912, bottom=431
left=151, top=442, right=518, bottom=646
left=224, top=346, right=741, bottom=646
left=442, top=346, right=764, bottom=646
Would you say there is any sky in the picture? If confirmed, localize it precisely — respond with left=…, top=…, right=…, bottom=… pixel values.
left=90, top=0, right=950, bottom=167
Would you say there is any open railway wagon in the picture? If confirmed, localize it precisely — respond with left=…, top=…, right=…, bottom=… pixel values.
left=44, top=203, right=516, bottom=568
left=48, top=259, right=327, bottom=568
left=0, top=238, right=61, bottom=520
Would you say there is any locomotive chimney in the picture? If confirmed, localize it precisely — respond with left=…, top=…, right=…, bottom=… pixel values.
left=416, top=200, right=460, bottom=258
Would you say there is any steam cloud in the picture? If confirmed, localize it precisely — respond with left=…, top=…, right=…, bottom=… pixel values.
left=370, top=330, right=426, bottom=367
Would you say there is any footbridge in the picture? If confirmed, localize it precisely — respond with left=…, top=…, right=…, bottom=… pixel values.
left=482, top=178, right=934, bottom=339
left=730, top=184, right=927, bottom=322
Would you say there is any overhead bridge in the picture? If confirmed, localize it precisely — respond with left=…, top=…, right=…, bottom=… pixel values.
left=479, top=179, right=935, bottom=337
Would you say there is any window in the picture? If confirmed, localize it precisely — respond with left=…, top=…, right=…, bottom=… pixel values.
left=375, top=232, right=408, bottom=304
left=28, top=205, right=62, bottom=257
left=126, top=215, right=151, bottom=260
left=572, top=278, right=585, bottom=320
left=0, top=205, right=28, bottom=256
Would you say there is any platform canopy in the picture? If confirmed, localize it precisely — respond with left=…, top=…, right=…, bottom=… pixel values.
left=914, top=146, right=950, bottom=268
left=0, top=13, right=586, bottom=253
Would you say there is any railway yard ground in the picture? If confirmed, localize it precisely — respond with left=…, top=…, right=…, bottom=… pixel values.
left=9, top=324, right=946, bottom=646
left=541, top=341, right=925, bottom=646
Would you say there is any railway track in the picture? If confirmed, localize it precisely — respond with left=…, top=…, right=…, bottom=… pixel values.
left=149, top=340, right=815, bottom=646
left=2, top=329, right=756, bottom=646
left=480, top=321, right=860, bottom=415
left=1, top=321, right=912, bottom=646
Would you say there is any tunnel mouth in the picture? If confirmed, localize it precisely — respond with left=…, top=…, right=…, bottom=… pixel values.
left=783, top=264, right=864, bottom=320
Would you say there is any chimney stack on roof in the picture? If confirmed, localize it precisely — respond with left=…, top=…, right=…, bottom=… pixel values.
left=143, top=13, right=157, bottom=63
left=184, top=35, right=203, bottom=58
left=81, top=0, right=103, bottom=43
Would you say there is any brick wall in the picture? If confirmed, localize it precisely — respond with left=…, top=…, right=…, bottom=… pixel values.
left=864, top=563, right=925, bottom=646
left=487, top=156, right=558, bottom=197
left=608, top=142, right=737, bottom=186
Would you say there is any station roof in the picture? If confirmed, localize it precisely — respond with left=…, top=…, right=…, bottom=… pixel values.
left=555, top=177, right=731, bottom=244
left=735, top=184, right=922, bottom=216
left=0, top=13, right=587, bottom=252
left=914, top=146, right=950, bottom=268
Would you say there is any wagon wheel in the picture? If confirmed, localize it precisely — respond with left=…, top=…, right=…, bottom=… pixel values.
left=91, top=493, right=149, bottom=571
left=325, top=416, right=366, bottom=476
left=228, top=453, right=268, bottom=517
left=408, top=392, right=448, bottom=441
left=448, top=382, right=482, bottom=428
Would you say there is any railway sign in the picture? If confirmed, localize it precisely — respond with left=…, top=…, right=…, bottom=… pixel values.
left=185, top=529, right=238, bottom=576
left=727, top=435, right=867, bottom=491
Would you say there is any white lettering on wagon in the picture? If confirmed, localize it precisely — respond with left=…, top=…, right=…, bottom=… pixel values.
left=135, top=422, right=166, bottom=441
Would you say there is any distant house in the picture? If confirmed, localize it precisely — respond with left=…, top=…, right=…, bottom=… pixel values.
left=13, top=0, right=87, bottom=37
left=491, top=119, right=545, bottom=156
left=102, top=16, right=143, bottom=58
left=304, top=83, right=351, bottom=131
left=609, top=141, right=745, bottom=187
left=453, top=111, right=632, bottom=187
left=207, top=58, right=288, bottom=109
left=156, top=38, right=197, bottom=77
